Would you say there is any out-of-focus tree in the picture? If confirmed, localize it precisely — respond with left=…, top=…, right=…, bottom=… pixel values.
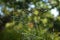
left=0, top=0, right=60, bottom=40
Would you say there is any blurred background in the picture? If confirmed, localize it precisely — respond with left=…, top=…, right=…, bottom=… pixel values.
left=0, top=0, right=60, bottom=40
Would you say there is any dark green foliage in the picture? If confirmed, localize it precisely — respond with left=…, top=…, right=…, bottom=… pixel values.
left=0, top=0, right=60, bottom=40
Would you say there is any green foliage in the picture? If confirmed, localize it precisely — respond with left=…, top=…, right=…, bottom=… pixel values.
left=0, top=0, right=60, bottom=40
